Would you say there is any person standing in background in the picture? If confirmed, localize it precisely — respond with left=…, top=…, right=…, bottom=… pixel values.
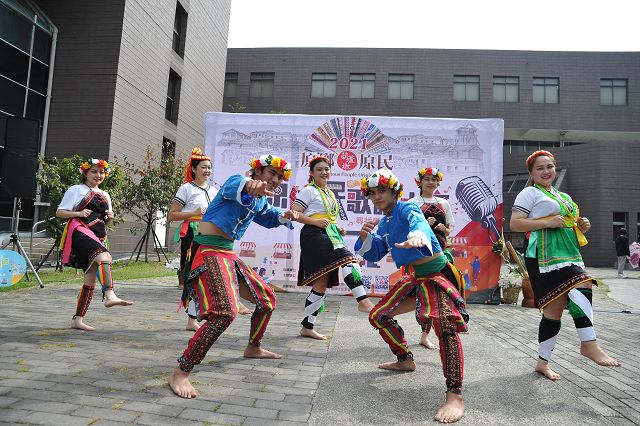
left=615, top=229, right=630, bottom=278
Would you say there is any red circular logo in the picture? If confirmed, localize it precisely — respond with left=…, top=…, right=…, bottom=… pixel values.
left=336, top=151, right=357, bottom=171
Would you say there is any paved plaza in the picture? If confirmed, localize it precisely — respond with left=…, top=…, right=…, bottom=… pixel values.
left=0, top=267, right=639, bottom=425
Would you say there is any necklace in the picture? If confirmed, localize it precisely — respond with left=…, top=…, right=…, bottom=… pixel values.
left=310, top=183, right=338, bottom=222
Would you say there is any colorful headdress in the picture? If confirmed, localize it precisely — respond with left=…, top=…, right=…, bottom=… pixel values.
left=79, top=159, right=111, bottom=176
left=249, top=154, right=292, bottom=181
left=360, top=169, right=403, bottom=197
left=415, top=167, right=443, bottom=184
left=309, top=155, right=331, bottom=169
left=184, top=147, right=211, bottom=183
left=526, top=150, right=555, bottom=170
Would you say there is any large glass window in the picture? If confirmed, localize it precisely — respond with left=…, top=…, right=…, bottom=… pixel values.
left=224, top=72, right=238, bottom=97
left=532, top=77, right=559, bottom=103
left=165, top=69, right=181, bottom=124
left=311, top=73, right=336, bottom=98
left=600, top=79, right=627, bottom=105
left=494, top=76, right=519, bottom=102
left=0, top=76, right=25, bottom=116
left=388, top=74, right=414, bottom=99
left=172, top=2, right=188, bottom=57
left=0, top=3, right=32, bottom=51
left=249, top=72, right=274, bottom=97
left=349, top=73, right=375, bottom=98
left=453, top=75, right=479, bottom=101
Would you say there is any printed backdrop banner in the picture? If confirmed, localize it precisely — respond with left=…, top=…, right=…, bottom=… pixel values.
left=204, top=112, right=504, bottom=303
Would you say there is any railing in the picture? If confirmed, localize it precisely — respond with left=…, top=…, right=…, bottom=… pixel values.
left=29, top=217, right=56, bottom=257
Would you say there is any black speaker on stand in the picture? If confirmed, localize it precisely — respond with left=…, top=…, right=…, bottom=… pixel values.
left=0, top=117, right=44, bottom=287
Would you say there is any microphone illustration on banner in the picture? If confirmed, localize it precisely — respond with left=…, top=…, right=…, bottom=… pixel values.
left=455, top=176, right=501, bottom=243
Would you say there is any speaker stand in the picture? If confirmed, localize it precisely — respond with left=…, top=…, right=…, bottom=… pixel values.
left=1, top=198, right=44, bottom=288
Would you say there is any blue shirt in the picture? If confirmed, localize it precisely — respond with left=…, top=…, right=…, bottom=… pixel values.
left=201, top=174, right=292, bottom=240
left=354, top=201, right=442, bottom=268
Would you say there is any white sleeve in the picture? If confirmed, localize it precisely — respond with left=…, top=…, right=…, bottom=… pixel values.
left=58, top=186, right=81, bottom=211
left=293, top=186, right=315, bottom=211
left=174, top=183, right=189, bottom=206
left=442, top=199, right=454, bottom=225
left=512, top=186, right=536, bottom=216
left=104, top=191, right=113, bottom=211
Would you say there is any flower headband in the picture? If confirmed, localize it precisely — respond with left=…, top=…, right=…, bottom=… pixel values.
left=250, top=154, right=292, bottom=181
left=184, top=147, right=212, bottom=183
left=526, top=150, right=555, bottom=169
left=360, top=169, right=403, bottom=196
left=415, top=167, right=443, bottom=184
left=79, top=159, right=111, bottom=176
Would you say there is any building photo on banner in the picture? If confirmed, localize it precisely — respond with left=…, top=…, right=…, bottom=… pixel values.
left=204, top=112, right=504, bottom=303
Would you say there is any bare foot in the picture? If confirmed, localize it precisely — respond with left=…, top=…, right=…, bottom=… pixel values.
left=168, top=369, right=197, bottom=398
left=238, top=303, right=253, bottom=315
left=70, top=317, right=95, bottom=331
left=357, top=298, right=375, bottom=313
left=535, top=359, right=561, bottom=381
left=185, top=317, right=200, bottom=332
left=434, top=392, right=464, bottom=423
left=299, top=327, right=326, bottom=340
left=103, top=291, right=133, bottom=308
left=243, top=345, right=283, bottom=359
left=419, top=332, right=437, bottom=350
left=378, top=359, right=416, bottom=371
left=580, top=341, right=621, bottom=367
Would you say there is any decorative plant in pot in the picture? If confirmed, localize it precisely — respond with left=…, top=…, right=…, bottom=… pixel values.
left=499, top=265, right=523, bottom=304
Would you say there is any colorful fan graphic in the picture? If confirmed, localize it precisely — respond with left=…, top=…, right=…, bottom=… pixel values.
left=310, top=116, right=389, bottom=155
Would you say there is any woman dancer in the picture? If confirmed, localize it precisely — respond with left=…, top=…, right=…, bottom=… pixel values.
left=169, top=148, right=251, bottom=331
left=510, top=150, right=620, bottom=380
left=408, top=167, right=458, bottom=349
left=293, top=156, right=374, bottom=340
left=57, top=159, right=133, bottom=331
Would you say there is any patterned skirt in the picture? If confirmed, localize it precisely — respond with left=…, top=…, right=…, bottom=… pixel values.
left=525, top=256, right=595, bottom=309
left=297, top=224, right=358, bottom=287
left=67, top=229, right=108, bottom=271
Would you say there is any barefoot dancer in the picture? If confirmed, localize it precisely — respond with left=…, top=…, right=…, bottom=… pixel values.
left=169, top=148, right=251, bottom=332
left=408, top=167, right=463, bottom=350
left=169, top=154, right=299, bottom=398
left=355, top=170, right=468, bottom=423
left=510, top=150, right=620, bottom=381
left=293, top=155, right=374, bottom=340
left=57, top=159, right=133, bottom=331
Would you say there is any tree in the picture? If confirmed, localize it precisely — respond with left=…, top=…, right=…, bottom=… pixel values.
left=37, top=155, right=126, bottom=268
left=116, top=145, right=184, bottom=262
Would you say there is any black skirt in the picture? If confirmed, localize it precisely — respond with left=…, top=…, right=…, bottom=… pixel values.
left=297, top=224, right=358, bottom=287
left=525, top=256, right=595, bottom=309
left=66, top=229, right=109, bottom=271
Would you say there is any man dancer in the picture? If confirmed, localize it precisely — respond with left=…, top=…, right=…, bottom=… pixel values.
left=355, top=169, right=468, bottom=423
left=169, top=154, right=299, bottom=398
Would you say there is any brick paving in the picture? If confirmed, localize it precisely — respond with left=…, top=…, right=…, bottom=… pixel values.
left=0, top=267, right=638, bottom=425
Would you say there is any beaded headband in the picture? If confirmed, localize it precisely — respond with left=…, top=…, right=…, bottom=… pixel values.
left=526, top=150, right=555, bottom=169
left=184, top=147, right=211, bottom=183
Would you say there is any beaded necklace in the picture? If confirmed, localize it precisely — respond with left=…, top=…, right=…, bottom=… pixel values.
left=310, top=182, right=338, bottom=222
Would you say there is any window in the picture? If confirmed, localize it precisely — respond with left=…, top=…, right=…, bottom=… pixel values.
left=600, top=79, right=627, bottom=105
left=494, top=76, right=519, bottom=102
left=224, top=72, right=238, bottom=97
left=249, top=72, right=274, bottom=97
left=388, top=74, right=414, bottom=99
left=453, top=75, right=479, bottom=101
left=172, top=2, right=188, bottom=57
left=532, top=77, right=559, bottom=103
left=162, top=137, right=176, bottom=162
left=165, top=69, right=181, bottom=124
left=613, top=212, right=628, bottom=241
left=349, top=73, right=375, bottom=98
left=311, top=73, right=336, bottom=98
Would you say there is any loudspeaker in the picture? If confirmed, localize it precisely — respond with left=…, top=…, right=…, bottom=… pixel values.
left=1, top=117, right=40, bottom=198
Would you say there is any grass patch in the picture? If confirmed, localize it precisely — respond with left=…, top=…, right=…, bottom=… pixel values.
left=0, top=260, right=176, bottom=293
left=16, top=359, right=24, bottom=365
left=18, top=367, right=29, bottom=373
left=39, top=342, right=77, bottom=349
left=87, top=417, right=100, bottom=426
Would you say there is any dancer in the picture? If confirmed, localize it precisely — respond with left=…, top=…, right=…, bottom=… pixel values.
left=510, top=150, right=620, bottom=381
left=169, top=148, right=251, bottom=331
left=409, top=166, right=462, bottom=350
left=57, top=158, right=133, bottom=331
left=356, top=169, right=468, bottom=423
left=169, top=154, right=299, bottom=399
left=293, top=155, right=374, bottom=340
